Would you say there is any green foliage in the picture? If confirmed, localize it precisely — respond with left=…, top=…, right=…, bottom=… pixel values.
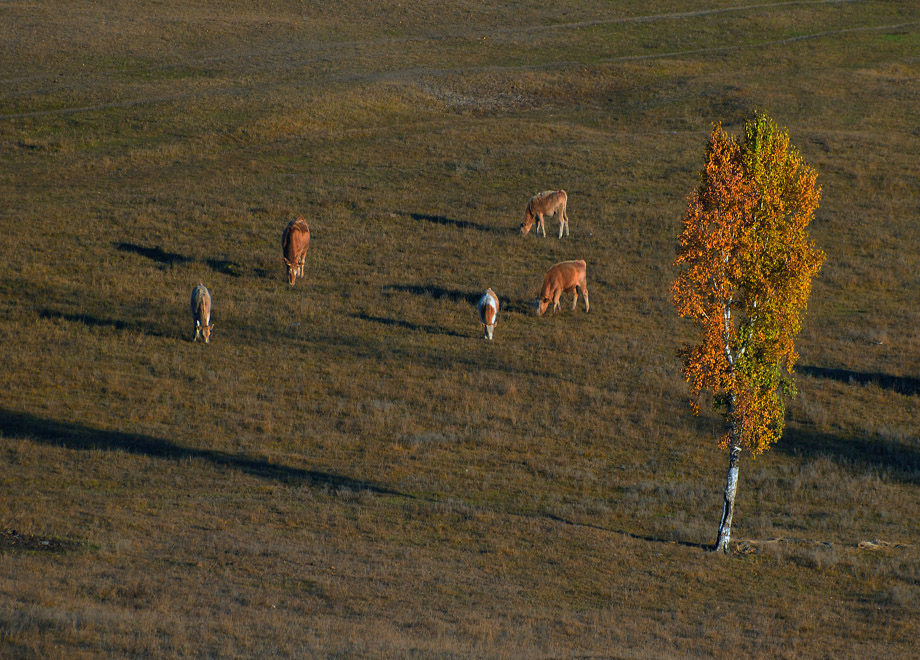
left=673, top=113, right=825, bottom=455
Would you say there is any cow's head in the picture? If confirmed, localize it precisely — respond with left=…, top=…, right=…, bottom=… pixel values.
left=482, top=313, right=496, bottom=340
left=283, top=258, right=298, bottom=286
left=535, top=296, right=551, bottom=316
left=196, top=320, right=214, bottom=343
left=520, top=211, right=535, bottom=235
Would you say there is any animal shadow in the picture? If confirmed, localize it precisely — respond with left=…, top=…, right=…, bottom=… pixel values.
left=798, top=365, right=920, bottom=397
left=351, top=313, right=466, bottom=338
left=502, top=297, right=537, bottom=316
left=406, top=212, right=506, bottom=234
left=115, top=241, right=267, bottom=279
left=206, top=258, right=244, bottom=278
left=38, top=308, right=172, bottom=338
left=384, top=283, right=481, bottom=306
left=114, top=242, right=191, bottom=267
left=385, top=284, right=535, bottom=317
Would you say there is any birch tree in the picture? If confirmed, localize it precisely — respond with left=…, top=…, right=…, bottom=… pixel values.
left=672, top=113, right=825, bottom=553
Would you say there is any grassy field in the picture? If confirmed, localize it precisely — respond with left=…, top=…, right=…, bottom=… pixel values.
left=1, top=0, right=919, bottom=657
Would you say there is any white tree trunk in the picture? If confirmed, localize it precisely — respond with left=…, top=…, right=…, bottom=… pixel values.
left=715, top=442, right=742, bottom=553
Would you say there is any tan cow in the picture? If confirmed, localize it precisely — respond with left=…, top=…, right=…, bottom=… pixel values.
left=190, top=284, right=213, bottom=343
left=536, top=260, right=589, bottom=316
left=520, top=190, right=569, bottom=238
left=281, top=216, right=311, bottom=286
left=477, top=288, right=500, bottom=340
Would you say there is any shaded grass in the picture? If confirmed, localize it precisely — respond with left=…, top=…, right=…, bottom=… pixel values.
left=0, top=408, right=409, bottom=496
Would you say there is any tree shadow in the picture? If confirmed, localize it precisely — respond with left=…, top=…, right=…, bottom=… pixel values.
left=351, top=313, right=467, bottom=338
left=0, top=408, right=408, bottom=497
left=114, top=242, right=192, bottom=267
left=778, top=425, right=920, bottom=484
left=405, top=212, right=508, bottom=234
left=798, top=365, right=920, bottom=397
left=541, top=511, right=712, bottom=552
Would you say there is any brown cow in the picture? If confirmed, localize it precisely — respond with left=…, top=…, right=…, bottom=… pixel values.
left=190, top=284, right=213, bottom=343
left=520, top=190, right=569, bottom=238
left=536, top=260, right=589, bottom=316
left=477, top=288, right=500, bottom=340
left=281, top=216, right=311, bottom=286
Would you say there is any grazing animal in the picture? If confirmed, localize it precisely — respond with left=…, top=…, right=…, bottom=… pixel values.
left=281, top=216, right=311, bottom=286
left=520, top=190, right=569, bottom=238
left=536, top=260, right=589, bottom=316
left=478, top=288, right=500, bottom=340
left=190, top=284, right=213, bottom=343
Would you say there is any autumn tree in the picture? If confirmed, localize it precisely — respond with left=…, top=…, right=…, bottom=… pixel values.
left=672, top=113, right=825, bottom=553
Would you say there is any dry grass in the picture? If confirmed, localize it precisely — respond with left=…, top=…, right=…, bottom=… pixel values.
left=1, top=0, right=919, bottom=658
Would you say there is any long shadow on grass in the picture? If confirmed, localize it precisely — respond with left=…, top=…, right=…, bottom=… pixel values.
left=352, top=313, right=467, bottom=338
left=38, top=308, right=175, bottom=339
left=206, top=258, right=244, bottom=278
left=114, top=242, right=272, bottom=280
left=541, top=512, right=711, bottom=551
left=778, top=425, right=920, bottom=484
left=405, top=212, right=507, bottom=234
left=206, top=258, right=275, bottom=280
left=115, top=242, right=192, bottom=267
left=384, top=283, right=481, bottom=306
left=0, top=408, right=407, bottom=496
left=798, top=365, right=920, bottom=397
left=384, top=283, right=536, bottom=316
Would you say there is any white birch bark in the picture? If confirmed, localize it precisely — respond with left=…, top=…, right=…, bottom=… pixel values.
left=715, top=442, right=742, bottom=553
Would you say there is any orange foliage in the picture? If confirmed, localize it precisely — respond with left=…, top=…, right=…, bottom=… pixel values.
left=672, top=114, right=824, bottom=456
